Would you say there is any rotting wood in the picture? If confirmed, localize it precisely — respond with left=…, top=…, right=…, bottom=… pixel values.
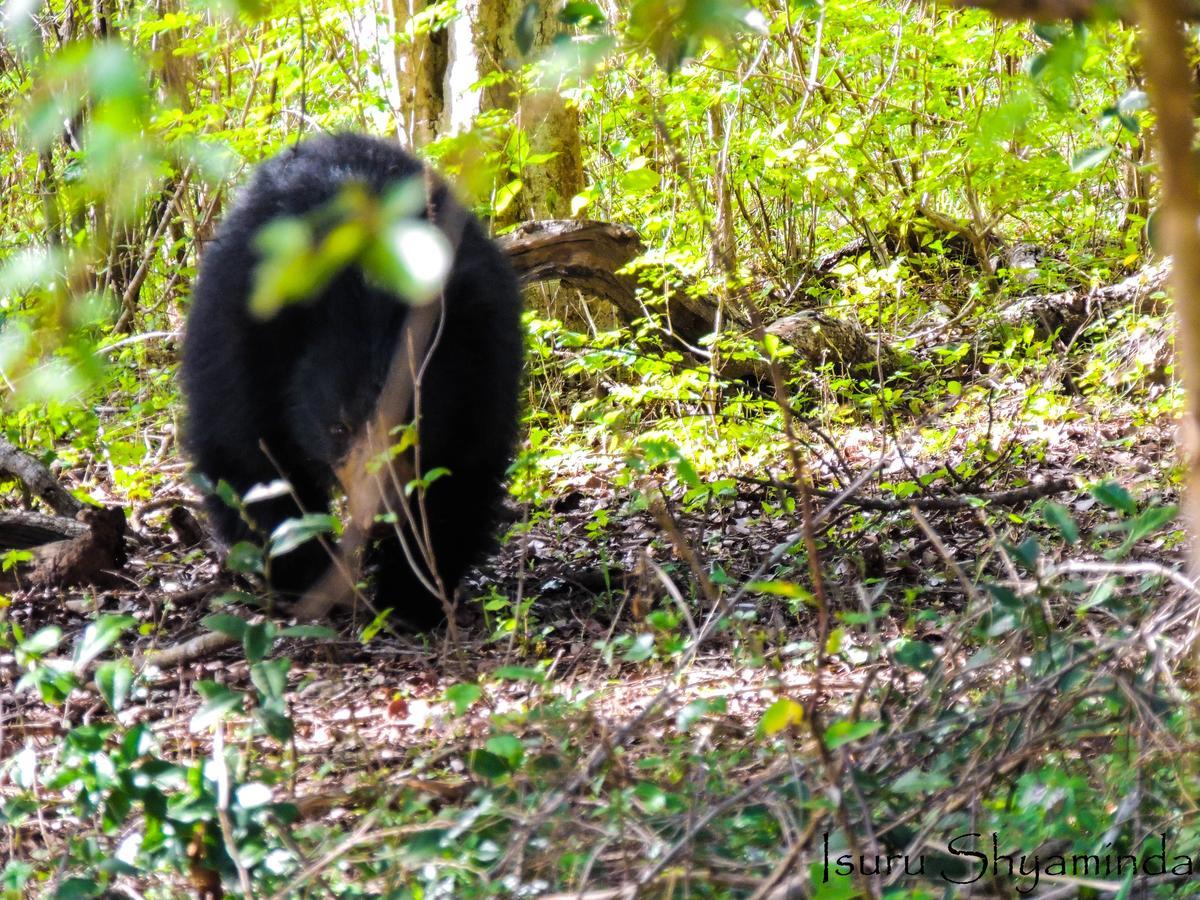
left=0, top=436, right=83, bottom=517
left=998, top=259, right=1170, bottom=341
left=498, top=219, right=894, bottom=375
left=498, top=219, right=725, bottom=348
left=0, top=510, right=88, bottom=549
left=28, top=505, right=127, bottom=589
left=499, top=218, right=1171, bottom=382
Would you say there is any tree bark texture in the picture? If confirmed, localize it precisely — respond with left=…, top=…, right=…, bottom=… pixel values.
left=1135, top=0, right=1200, bottom=568
left=445, top=0, right=584, bottom=220
left=499, top=219, right=898, bottom=376
left=0, top=436, right=83, bottom=517
left=391, top=0, right=448, bottom=148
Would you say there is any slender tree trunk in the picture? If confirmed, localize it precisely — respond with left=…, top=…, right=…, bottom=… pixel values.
left=1136, top=0, right=1200, bottom=567
left=391, top=0, right=448, bottom=148
left=444, top=0, right=583, bottom=220
left=707, top=103, right=735, bottom=272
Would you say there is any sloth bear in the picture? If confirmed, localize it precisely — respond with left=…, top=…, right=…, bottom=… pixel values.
left=181, top=133, right=523, bottom=628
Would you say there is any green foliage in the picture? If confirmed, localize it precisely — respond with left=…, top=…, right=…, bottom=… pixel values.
left=1, top=0, right=1193, bottom=895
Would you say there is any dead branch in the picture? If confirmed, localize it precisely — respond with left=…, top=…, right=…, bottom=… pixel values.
left=498, top=219, right=722, bottom=347
left=744, top=475, right=1075, bottom=511
left=0, top=509, right=88, bottom=548
left=998, top=259, right=1169, bottom=340
left=500, top=218, right=898, bottom=376
left=0, top=435, right=83, bottom=517
left=136, top=630, right=237, bottom=668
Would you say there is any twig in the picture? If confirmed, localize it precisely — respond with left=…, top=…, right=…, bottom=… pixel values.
left=113, top=168, right=193, bottom=333
left=212, top=723, right=255, bottom=897
left=136, top=631, right=237, bottom=669
left=811, top=476, right=1074, bottom=511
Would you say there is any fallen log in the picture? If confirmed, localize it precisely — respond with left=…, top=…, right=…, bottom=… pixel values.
left=0, top=509, right=88, bottom=549
left=500, top=219, right=896, bottom=376
left=500, top=219, right=1170, bottom=383
left=0, top=436, right=83, bottom=517
left=997, top=259, right=1169, bottom=341
left=498, top=219, right=722, bottom=349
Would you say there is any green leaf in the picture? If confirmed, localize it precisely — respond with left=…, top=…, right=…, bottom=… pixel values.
left=492, top=665, right=546, bottom=683
left=892, top=768, right=952, bottom=795
left=621, top=633, right=655, bottom=663
left=225, top=541, right=264, bottom=575
left=191, top=681, right=244, bottom=732
left=203, top=614, right=248, bottom=640
left=1118, top=89, right=1148, bottom=113
left=673, top=456, right=701, bottom=488
left=468, top=749, right=510, bottom=781
left=759, top=697, right=804, bottom=735
left=363, top=220, right=451, bottom=304
left=485, top=734, right=525, bottom=767
left=18, top=626, right=62, bottom=659
left=1070, top=145, right=1111, bottom=172
left=250, top=658, right=290, bottom=701
left=559, top=1, right=606, bottom=26
left=748, top=580, right=811, bottom=600
left=1007, top=535, right=1041, bottom=571
left=445, top=682, right=482, bottom=715
left=235, top=782, right=273, bottom=808
left=242, top=480, right=291, bottom=503
left=242, top=621, right=274, bottom=663
left=1079, top=576, right=1118, bottom=611
left=53, top=877, right=103, bottom=900
left=891, top=638, right=936, bottom=671
left=1090, top=481, right=1137, bottom=516
left=279, top=624, right=339, bottom=640
left=494, top=179, right=523, bottom=215
left=805, top=863, right=859, bottom=900
left=95, top=660, right=134, bottom=712
left=1043, top=501, right=1080, bottom=544
left=406, top=466, right=451, bottom=494
left=359, top=607, right=393, bottom=643
left=1109, top=504, right=1179, bottom=559
left=73, top=615, right=136, bottom=669
left=1146, top=207, right=1163, bottom=254
left=268, top=514, right=337, bottom=557
left=824, top=719, right=881, bottom=749
left=675, top=697, right=726, bottom=732
left=249, top=217, right=318, bottom=317
left=266, top=513, right=333, bottom=556
left=1126, top=503, right=1178, bottom=542
left=254, top=707, right=294, bottom=743
left=620, top=164, right=661, bottom=194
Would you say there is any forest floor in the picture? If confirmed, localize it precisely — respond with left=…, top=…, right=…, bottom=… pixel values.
left=0, top=315, right=1192, bottom=896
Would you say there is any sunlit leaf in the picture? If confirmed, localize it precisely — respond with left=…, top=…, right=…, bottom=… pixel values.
left=760, top=697, right=804, bottom=735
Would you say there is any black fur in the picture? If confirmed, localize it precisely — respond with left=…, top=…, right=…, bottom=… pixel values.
left=181, top=133, right=523, bottom=628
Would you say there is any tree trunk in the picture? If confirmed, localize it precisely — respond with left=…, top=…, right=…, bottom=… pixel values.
left=391, top=0, right=449, bottom=148
left=444, top=0, right=584, bottom=220
left=1136, top=0, right=1200, bottom=570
